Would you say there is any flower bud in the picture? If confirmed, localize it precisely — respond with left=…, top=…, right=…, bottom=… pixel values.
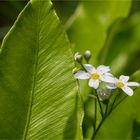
left=84, top=50, right=92, bottom=62
left=74, top=52, right=83, bottom=63
left=97, top=88, right=112, bottom=103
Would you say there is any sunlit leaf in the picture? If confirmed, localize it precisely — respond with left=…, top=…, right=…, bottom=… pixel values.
left=0, top=0, right=83, bottom=139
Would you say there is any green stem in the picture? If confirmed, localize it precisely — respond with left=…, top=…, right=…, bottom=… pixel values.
left=111, top=95, right=127, bottom=112
left=96, top=93, right=104, bottom=118
left=91, top=92, right=109, bottom=139
left=93, top=98, right=97, bottom=132
left=91, top=91, right=128, bottom=139
left=109, top=94, right=118, bottom=114
left=80, top=63, right=87, bottom=72
left=91, top=117, right=106, bottom=140
left=91, top=102, right=108, bottom=140
left=85, top=59, right=89, bottom=64
left=105, top=101, right=108, bottom=116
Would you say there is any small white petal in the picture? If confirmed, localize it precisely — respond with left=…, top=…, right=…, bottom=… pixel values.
left=119, top=75, right=129, bottom=82
left=115, top=78, right=119, bottom=82
left=106, top=83, right=116, bottom=89
left=97, top=65, right=110, bottom=73
left=126, top=82, right=140, bottom=87
left=88, top=79, right=99, bottom=89
left=122, top=86, right=133, bottom=96
left=105, top=72, right=114, bottom=77
left=74, top=70, right=90, bottom=79
left=100, top=75, right=116, bottom=83
left=83, top=64, right=96, bottom=73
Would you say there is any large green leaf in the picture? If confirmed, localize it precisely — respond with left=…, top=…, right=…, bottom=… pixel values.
left=0, top=0, right=83, bottom=139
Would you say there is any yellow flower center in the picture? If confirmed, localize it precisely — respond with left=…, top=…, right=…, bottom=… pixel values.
left=116, top=82, right=125, bottom=88
left=91, top=73, right=100, bottom=80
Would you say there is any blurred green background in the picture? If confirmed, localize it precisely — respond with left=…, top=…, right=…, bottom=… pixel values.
left=1, top=0, right=140, bottom=139
left=0, top=0, right=79, bottom=45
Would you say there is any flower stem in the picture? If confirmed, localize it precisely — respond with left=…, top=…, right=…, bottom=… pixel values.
left=111, top=95, right=127, bottom=113
left=109, top=94, right=118, bottom=114
left=96, top=93, right=104, bottom=118
left=91, top=116, right=106, bottom=140
left=85, top=59, right=89, bottom=64
left=93, top=98, right=97, bottom=132
left=92, top=92, right=128, bottom=139
left=91, top=103, right=108, bottom=140
left=105, top=101, right=108, bottom=116
left=80, top=63, right=87, bottom=72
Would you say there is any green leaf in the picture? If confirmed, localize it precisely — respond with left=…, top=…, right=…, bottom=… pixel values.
left=102, top=12, right=140, bottom=75
left=67, top=0, right=131, bottom=65
left=94, top=70, right=140, bottom=139
left=0, top=0, right=83, bottom=139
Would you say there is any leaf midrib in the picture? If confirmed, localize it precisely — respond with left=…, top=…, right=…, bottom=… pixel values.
left=23, top=1, right=41, bottom=139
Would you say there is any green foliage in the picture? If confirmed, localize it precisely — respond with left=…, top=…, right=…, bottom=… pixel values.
left=0, top=0, right=82, bottom=139
left=0, top=0, right=140, bottom=139
left=102, top=13, right=140, bottom=75
left=67, top=0, right=131, bottom=65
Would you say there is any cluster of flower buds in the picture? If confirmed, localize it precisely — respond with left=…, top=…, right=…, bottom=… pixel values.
left=74, top=50, right=140, bottom=100
left=74, top=50, right=92, bottom=64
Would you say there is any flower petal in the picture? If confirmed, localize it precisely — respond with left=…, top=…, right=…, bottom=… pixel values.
left=122, top=86, right=133, bottom=96
left=88, top=79, right=99, bottom=89
left=106, top=83, right=116, bottom=89
left=100, top=75, right=116, bottom=83
left=119, top=75, right=129, bottom=82
left=74, top=70, right=90, bottom=79
left=83, top=64, right=96, bottom=74
left=126, top=82, right=140, bottom=87
left=105, top=72, right=113, bottom=76
left=97, top=65, right=110, bottom=73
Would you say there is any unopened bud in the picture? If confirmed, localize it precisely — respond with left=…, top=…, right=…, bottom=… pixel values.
left=84, top=50, right=91, bottom=62
left=74, top=52, right=83, bottom=63
left=97, top=88, right=112, bottom=103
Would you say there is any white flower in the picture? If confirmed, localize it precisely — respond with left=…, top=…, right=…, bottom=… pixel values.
left=107, top=75, right=140, bottom=96
left=74, top=64, right=115, bottom=89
